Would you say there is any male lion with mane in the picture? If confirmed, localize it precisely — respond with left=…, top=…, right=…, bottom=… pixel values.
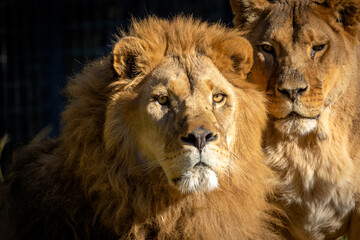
left=0, top=17, right=281, bottom=239
left=231, top=0, right=360, bottom=239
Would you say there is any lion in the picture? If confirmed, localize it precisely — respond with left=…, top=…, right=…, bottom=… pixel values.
left=0, top=16, right=281, bottom=239
left=231, top=0, right=360, bottom=239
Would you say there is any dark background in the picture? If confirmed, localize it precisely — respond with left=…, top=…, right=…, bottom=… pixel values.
left=0, top=0, right=234, bottom=171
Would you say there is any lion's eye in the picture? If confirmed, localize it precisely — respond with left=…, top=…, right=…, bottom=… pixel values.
left=157, top=95, right=169, bottom=105
left=259, top=44, right=275, bottom=54
left=312, top=44, right=325, bottom=52
left=213, top=93, right=226, bottom=103
left=311, top=44, right=326, bottom=59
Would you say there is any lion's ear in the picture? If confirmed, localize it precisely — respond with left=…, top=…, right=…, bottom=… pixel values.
left=227, top=37, right=253, bottom=78
left=211, top=37, right=253, bottom=85
left=322, top=0, right=360, bottom=37
left=224, top=37, right=253, bottom=78
left=112, top=37, right=147, bottom=79
left=230, top=0, right=271, bottom=28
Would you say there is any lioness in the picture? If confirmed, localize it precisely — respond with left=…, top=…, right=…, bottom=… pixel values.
left=0, top=17, right=281, bottom=239
left=231, top=0, right=360, bottom=239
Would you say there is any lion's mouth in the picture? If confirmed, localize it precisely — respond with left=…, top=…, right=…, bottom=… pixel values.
left=271, top=111, right=321, bottom=136
left=172, top=162, right=218, bottom=194
left=273, top=111, right=320, bottom=121
left=172, top=162, right=211, bottom=184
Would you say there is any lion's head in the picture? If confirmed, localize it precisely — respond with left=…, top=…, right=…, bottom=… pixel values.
left=231, top=0, right=360, bottom=137
left=11, top=16, right=281, bottom=239
left=101, top=17, right=265, bottom=195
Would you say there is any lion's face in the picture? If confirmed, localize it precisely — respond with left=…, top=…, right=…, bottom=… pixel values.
left=125, top=55, right=238, bottom=194
left=103, top=18, right=263, bottom=195
left=231, top=0, right=360, bottom=136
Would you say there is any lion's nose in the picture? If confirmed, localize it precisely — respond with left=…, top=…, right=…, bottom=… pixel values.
left=276, top=68, right=308, bottom=102
left=277, top=85, right=308, bottom=102
left=181, top=127, right=217, bottom=153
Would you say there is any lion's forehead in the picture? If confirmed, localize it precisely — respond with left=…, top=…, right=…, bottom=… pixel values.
left=149, top=56, right=230, bottom=95
left=264, top=12, right=331, bottom=47
left=254, top=10, right=346, bottom=77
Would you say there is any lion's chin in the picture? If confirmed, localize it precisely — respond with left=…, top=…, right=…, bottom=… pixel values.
left=174, top=165, right=219, bottom=194
left=274, top=117, right=317, bottom=136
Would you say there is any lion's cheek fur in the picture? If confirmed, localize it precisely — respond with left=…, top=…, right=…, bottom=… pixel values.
left=322, top=63, right=352, bottom=107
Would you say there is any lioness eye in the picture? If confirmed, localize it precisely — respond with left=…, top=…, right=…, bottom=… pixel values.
left=213, top=93, right=226, bottom=103
left=312, top=44, right=325, bottom=52
left=157, top=95, right=169, bottom=105
left=259, top=44, right=275, bottom=54
left=310, top=44, right=326, bottom=59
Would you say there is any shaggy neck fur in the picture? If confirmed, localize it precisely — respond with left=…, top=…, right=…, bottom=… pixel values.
left=265, top=52, right=360, bottom=239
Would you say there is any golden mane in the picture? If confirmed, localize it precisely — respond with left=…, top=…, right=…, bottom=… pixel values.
left=0, top=16, right=281, bottom=239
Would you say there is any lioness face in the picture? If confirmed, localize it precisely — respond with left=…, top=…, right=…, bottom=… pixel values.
left=243, top=1, right=357, bottom=136
left=131, top=55, right=238, bottom=194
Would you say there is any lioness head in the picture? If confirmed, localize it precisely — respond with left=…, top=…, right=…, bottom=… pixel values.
left=231, top=0, right=360, bottom=137
left=103, top=17, right=265, bottom=194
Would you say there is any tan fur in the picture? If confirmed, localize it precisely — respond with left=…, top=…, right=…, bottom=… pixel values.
left=231, top=0, right=360, bottom=239
left=0, top=17, right=281, bottom=239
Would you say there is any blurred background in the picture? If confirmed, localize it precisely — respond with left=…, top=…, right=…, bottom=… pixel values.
left=0, top=0, right=234, bottom=175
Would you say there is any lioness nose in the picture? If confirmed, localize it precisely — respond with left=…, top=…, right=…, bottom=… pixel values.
left=277, top=85, right=308, bottom=102
left=277, top=68, right=308, bottom=101
left=181, top=127, right=217, bottom=153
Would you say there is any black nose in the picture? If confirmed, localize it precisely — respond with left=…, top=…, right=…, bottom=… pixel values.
left=277, top=85, right=308, bottom=101
left=181, top=127, right=217, bottom=153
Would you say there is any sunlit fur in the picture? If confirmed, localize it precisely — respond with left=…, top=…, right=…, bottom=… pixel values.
left=231, top=0, right=360, bottom=239
left=0, top=16, right=282, bottom=239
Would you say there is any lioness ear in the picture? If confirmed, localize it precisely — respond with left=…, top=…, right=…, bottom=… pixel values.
left=112, top=37, right=146, bottom=79
left=322, top=0, right=360, bottom=37
left=230, top=0, right=271, bottom=28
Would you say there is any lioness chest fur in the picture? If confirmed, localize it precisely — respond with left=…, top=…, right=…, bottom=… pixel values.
left=0, top=17, right=281, bottom=240
left=231, top=0, right=360, bottom=239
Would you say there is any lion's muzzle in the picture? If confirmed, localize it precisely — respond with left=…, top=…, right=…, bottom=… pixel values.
left=275, top=68, right=308, bottom=102
left=180, top=126, right=218, bottom=153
